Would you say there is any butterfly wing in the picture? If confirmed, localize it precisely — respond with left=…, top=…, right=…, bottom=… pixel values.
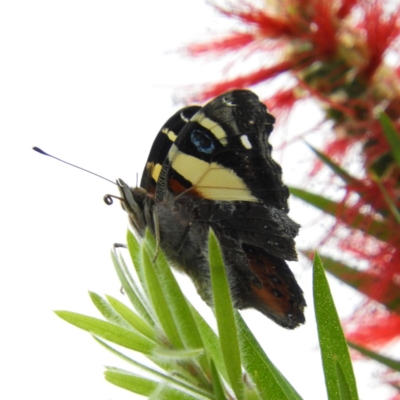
left=157, top=90, right=299, bottom=260
left=155, top=90, right=289, bottom=208
left=140, top=105, right=201, bottom=195
left=242, top=243, right=306, bottom=328
left=137, top=90, right=305, bottom=328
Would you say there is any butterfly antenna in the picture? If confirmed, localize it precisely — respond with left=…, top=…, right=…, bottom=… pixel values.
left=32, top=146, right=116, bottom=185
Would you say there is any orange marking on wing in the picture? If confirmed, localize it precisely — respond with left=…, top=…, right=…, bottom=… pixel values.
left=168, top=178, right=187, bottom=196
left=243, top=244, right=305, bottom=328
left=248, top=253, right=290, bottom=317
left=168, top=178, right=204, bottom=199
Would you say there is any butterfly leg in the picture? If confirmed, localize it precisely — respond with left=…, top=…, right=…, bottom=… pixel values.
left=176, top=222, right=192, bottom=253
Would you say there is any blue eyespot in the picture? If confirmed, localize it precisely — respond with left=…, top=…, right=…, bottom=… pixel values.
left=190, top=131, right=215, bottom=154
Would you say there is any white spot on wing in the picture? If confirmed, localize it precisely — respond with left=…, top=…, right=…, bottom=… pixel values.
left=240, top=135, right=252, bottom=149
left=180, top=111, right=190, bottom=123
left=222, top=97, right=236, bottom=106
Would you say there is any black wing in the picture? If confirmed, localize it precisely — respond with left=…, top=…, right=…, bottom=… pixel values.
left=140, top=105, right=201, bottom=195
left=156, top=90, right=289, bottom=212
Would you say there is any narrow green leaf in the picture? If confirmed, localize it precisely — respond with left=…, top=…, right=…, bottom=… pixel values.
left=154, top=347, right=204, bottom=359
left=136, top=233, right=211, bottom=392
left=106, top=295, right=157, bottom=341
left=105, top=368, right=206, bottom=399
left=95, top=338, right=214, bottom=399
left=141, top=244, right=184, bottom=349
left=379, top=113, right=400, bottom=167
left=111, top=249, right=155, bottom=327
left=208, top=230, right=244, bottom=400
left=149, top=382, right=168, bottom=400
left=236, top=313, right=302, bottom=400
left=105, top=368, right=156, bottom=396
left=126, top=230, right=151, bottom=300
left=349, top=342, right=400, bottom=372
left=89, top=292, right=132, bottom=329
left=335, top=362, right=353, bottom=400
left=189, top=304, right=229, bottom=382
left=143, top=231, right=209, bottom=372
left=289, top=186, right=389, bottom=241
left=209, top=358, right=227, bottom=400
left=309, top=253, right=400, bottom=314
left=306, top=143, right=360, bottom=185
left=244, top=389, right=261, bottom=400
left=306, top=143, right=400, bottom=221
left=372, top=175, right=400, bottom=224
left=313, top=253, right=358, bottom=400
left=55, top=311, right=155, bottom=354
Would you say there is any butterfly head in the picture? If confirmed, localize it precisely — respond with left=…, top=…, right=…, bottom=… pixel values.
left=116, top=178, right=149, bottom=237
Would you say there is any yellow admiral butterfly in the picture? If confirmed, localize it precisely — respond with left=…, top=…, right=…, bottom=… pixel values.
left=116, top=89, right=305, bottom=329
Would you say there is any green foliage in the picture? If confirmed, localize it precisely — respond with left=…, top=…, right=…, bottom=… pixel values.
left=305, top=253, right=400, bottom=314
left=379, top=114, right=400, bottom=169
left=290, top=115, right=400, bottom=392
left=288, top=187, right=391, bottom=242
left=55, top=229, right=359, bottom=399
left=313, top=253, right=358, bottom=400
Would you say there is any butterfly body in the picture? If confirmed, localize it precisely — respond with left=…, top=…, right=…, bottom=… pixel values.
left=119, top=90, right=305, bottom=328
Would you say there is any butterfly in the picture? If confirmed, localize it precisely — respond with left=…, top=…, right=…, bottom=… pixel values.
left=117, top=89, right=306, bottom=329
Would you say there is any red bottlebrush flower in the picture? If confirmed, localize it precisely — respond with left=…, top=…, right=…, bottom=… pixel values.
left=361, top=1, right=400, bottom=79
left=346, top=306, right=400, bottom=347
left=187, top=32, right=255, bottom=55
left=193, top=60, right=301, bottom=102
left=212, top=2, right=301, bottom=38
left=337, top=0, right=360, bottom=19
left=188, top=0, right=400, bottom=357
left=339, top=236, right=400, bottom=308
left=263, top=87, right=303, bottom=119
left=308, top=0, right=338, bottom=58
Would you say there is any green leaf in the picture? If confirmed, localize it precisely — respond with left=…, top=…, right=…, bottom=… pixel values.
left=208, top=230, right=244, bottom=400
left=126, top=229, right=146, bottom=286
left=141, top=244, right=184, bottom=349
left=236, top=314, right=302, bottom=400
left=154, top=347, right=204, bottom=359
left=313, top=253, right=359, bottom=400
left=111, top=248, right=155, bottom=327
left=189, top=304, right=229, bottom=383
left=95, top=338, right=214, bottom=399
left=349, top=342, right=400, bottom=372
left=148, top=382, right=168, bottom=400
left=289, top=186, right=390, bottom=241
left=306, top=143, right=361, bottom=186
left=105, top=368, right=156, bottom=396
left=209, top=358, right=227, bottom=400
left=55, top=311, right=155, bottom=354
left=309, top=253, right=400, bottom=314
left=106, top=295, right=157, bottom=341
left=105, top=367, right=206, bottom=399
left=134, top=232, right=212, bottom=391
left=371, top=174, right=400, bottom=224
left=143, top=231, right=210, bottom=373
left=89, top=291, right=132, bottom=329
left=126, top=230, right=155, bottom=311
left=379, top=113, right=400, bottom=168
left=335, top=362, right=353, bottom=400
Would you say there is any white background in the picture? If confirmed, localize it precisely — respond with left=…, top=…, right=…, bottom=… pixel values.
left=1, top=1, right=396, bottom=399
